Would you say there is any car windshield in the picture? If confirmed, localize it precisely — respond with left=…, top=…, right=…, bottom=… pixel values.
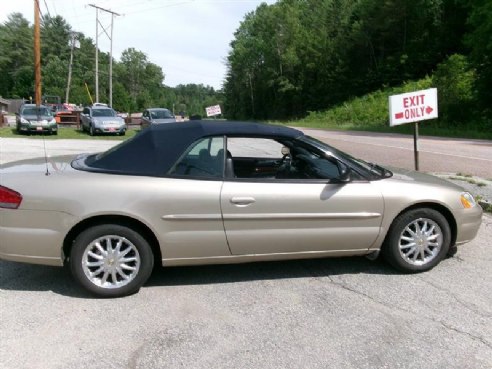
left=22, top=107, right=52, bottom=116
left=299, top=135, right=392, bottom=179
left=92, top=109, right=115, bottom=117
left=151, top=110, right=173, bottom=119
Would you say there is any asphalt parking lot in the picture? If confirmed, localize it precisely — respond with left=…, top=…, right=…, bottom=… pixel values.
left=0, top=134, right=491, bottom=369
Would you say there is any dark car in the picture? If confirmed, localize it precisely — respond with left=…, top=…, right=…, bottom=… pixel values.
left=141, top=108, right=176, bottom=128
left=16, top=104, right=58, bottom=135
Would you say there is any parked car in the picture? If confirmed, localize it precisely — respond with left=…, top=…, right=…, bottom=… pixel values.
left=80, top=105, right=126, bottom=136
left=141, top=108, right=176, bottom=128
left=16, top=104, right=58, bottom=135
left=0, top=121, right=482, bottom=297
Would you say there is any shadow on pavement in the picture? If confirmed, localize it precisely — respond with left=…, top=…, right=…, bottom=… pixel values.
left=0, top=256, right=398, bottom=299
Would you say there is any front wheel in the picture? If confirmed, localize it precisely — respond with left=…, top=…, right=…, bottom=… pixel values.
left=382, top=208, right=451, bottom=272
left=70, top=224, right=154, bottom=297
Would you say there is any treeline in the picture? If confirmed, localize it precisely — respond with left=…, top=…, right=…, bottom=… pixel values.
left=224, top=0, right=491, bottom=127
left=0, top=13, right=221, bottom=115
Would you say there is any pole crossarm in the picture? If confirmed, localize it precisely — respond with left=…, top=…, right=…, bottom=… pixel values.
left=88, top=4, right=120, bottom=16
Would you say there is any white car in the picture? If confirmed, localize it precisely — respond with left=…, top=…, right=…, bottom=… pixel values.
left=80, top=105, right=126, bottom=136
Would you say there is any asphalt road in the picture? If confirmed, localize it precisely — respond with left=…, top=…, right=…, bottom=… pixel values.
left=301, top=129, right=492, bottom=178
left=1, top=131, right=491, bottom=369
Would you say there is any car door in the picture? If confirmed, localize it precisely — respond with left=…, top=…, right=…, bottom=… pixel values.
left=80, top=108, right=91, bottom=130
left=158, top=136, right=230, bottom=262
left=220, top=137, right=384, bottom=255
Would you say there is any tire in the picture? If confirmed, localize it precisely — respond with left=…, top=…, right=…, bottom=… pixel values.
left=382, top=208, right=451, bottom=273
left=70, top=224, right=154, bottom=297
left=89, top=125, right=94, bottom=136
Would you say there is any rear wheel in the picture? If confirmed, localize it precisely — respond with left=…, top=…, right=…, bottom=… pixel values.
left=89, top=125, right=94, bottom=136
left=382, top=208, right=451, bottom=272
left=70, top=224, right=154, bottom=297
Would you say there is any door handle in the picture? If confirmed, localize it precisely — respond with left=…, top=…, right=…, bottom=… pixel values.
left=230, top=197, right=256, bottom=206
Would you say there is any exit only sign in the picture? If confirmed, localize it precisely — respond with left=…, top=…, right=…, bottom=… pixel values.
left=389, top=88, right=438, bottom=126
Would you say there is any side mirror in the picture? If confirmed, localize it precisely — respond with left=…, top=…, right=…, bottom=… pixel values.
left=336, top=163, right=352, bottom=183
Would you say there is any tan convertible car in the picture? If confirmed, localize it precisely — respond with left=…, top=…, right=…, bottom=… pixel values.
left=0, top=121, right=483, bottom=297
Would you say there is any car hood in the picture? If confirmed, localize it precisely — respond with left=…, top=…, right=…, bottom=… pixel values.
left=22, top=114, right=53, bottom=121
left=92, top=117, right=122, bottom=122
left=152, top=118, right=176, bottom=124
left=385, top=166, right=463, bottom=191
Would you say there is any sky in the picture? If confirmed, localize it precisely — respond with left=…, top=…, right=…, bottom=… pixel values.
left=0, top=0, right=276, bottom=90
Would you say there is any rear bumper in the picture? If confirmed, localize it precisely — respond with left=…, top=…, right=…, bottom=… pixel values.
left=0, top=209, right=73, bottom=266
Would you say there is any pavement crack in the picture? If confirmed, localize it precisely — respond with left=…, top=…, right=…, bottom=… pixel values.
left=439, top=321, right=492, bottom=349
left=416, top=275, right=492, bottom=318
left=323, top=275, right=492, bottom=349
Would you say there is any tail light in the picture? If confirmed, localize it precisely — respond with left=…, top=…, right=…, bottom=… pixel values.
left=0, top=185, right=22, bottom=209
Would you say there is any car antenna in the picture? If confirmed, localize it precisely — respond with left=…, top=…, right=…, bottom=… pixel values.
left=40, top=108, right=51, bottom=176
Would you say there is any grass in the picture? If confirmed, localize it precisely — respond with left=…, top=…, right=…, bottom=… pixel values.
left=0, top=126, right=139, bottom=140
left=449, top=176, right=487, bottom=187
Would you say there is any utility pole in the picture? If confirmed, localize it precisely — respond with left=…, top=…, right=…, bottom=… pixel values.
left=89, top=4, right=120, bottom=106
left=65, top=33, right=77, bottom=104
left=95, top=7, right=99, bottom=103
left=34, top=0, right=42, bottom=106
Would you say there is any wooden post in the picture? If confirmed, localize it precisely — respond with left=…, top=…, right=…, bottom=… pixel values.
left=34, top=0, right=42, bottom=106
left=414, top=122, right=420, bottom=171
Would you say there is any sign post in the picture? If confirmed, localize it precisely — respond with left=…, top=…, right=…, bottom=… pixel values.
left=389, top=88, right=438, bottom=171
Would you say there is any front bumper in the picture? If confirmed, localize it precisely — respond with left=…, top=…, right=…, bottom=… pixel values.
left=454, top=205, right=483, bottom=245
left=94, top=125, right=126, bottom=134
left=19, top=123, right=58, bottom=134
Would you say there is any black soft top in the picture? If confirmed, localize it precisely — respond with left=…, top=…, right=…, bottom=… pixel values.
left=75, top=120, right=303, bottom=176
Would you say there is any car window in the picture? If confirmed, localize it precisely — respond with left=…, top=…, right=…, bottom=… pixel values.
left=168, top=136, right=225, bottom=178
left=152, top=110, right=173, bottom=119
left=92, top=109, right=115, bottom=117
left=226, top=137, right=340, bottom=180
left=21, top=107, right=52, bottom=116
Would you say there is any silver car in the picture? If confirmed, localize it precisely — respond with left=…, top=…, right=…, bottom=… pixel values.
left=80, top=105, right=126, bottom=136
left=16, top=104, right=58, bottom=135
left=141, top=108, right=176, bottom=128
left=0, top=121, right=482, bottom=297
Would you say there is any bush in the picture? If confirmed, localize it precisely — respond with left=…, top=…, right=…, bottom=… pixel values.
left=432, top=54, right=476, bottom=125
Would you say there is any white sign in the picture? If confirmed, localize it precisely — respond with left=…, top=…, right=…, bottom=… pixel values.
left=389, top=88, right=438, bottom=126
left=206, top=105, right=221, bottom=117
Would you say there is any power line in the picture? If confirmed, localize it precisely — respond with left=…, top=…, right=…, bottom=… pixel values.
left=42, top=0, right=52, bottom=19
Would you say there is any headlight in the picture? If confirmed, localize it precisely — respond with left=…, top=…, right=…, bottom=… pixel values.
left=49, top=118, right=56, bottom=124
left=460, top=192, right=477, bottom=208
left=20, top=117, right=29, bottom=124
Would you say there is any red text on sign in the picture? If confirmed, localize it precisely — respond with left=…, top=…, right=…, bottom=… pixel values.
left=403, top=94, right=425, bottom=108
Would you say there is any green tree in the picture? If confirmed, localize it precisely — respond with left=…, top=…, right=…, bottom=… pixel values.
left=466, top=0, right=492, bottom=122
left=0, top=13, right=34, bottom=98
